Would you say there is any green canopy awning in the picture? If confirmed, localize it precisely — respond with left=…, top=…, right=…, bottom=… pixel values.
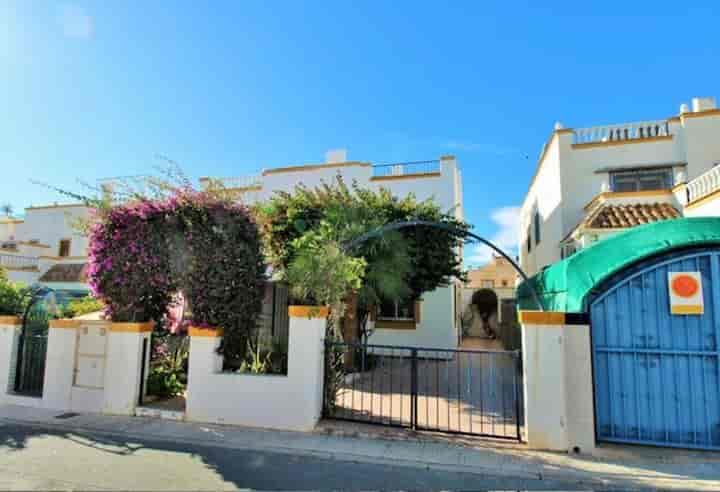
left=517, top=217, right=720, bottom=313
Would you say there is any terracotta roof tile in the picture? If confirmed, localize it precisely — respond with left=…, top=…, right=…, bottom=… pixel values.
left=38, top=263, right=87, bottom=283
left=587, top=202, right=680, bottom=229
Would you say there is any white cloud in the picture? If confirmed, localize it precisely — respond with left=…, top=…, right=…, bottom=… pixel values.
left=59, top=4, right=93, bottom=40
left=467, top=206, right=521, bottom=266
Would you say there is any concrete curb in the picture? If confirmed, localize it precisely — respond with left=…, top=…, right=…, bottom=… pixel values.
left=0, top=416, right=546, bottom=482
left=2, top=414, right=720, bottom=490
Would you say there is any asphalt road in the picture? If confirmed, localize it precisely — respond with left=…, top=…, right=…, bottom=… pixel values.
left=0, top=424, right=594, bottom=491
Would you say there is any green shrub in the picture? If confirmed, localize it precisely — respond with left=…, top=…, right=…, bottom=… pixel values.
left=0, top=268, right=28, bottom=316
left=146, top=365, right=185, bottom=397
left=61, top=295, right=104, bottom=318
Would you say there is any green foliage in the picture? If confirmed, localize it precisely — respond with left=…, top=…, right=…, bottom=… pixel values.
left=146, top=364, right=185, bottom=397
left=60, top=295, right=104, bottom=318
left=0, top=268, right=29, bottom=316
left=147, top=333, right=188, bottom=397
left=257, top=176, right=469, bottom=339
left=239, top=349, right=271, bottom=374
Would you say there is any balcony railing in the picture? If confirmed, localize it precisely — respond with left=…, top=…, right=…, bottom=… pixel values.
left=209, top=175, right=263, bottom=189
left=687, top=165, right=720, bottom=204
left=372, top=160, right=441, bottom=178
left=0, top=254, right=39, bottom=270
left=573, top=119, right=671, bottom=145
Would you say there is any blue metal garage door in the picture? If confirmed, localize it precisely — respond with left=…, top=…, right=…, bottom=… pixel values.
left=590, top=249, right=720, bottom=450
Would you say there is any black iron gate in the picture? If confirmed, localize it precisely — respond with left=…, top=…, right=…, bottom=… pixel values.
left=323, top=341, right=523, bottom=440
left=14, top=294, right=51, bottom=396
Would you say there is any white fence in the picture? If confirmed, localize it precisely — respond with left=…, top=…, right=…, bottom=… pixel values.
left=573, top=119, right=670, bottom=144
left=687, top=165, right=720, bottom=204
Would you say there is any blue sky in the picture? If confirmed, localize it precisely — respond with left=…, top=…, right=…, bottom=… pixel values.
left=2, top=1, right=719, bottom=265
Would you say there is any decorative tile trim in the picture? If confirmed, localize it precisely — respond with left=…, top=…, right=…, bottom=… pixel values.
left=0, top=316, right=22, bottom=326
left=49, top=319, right=81, bottom=329
left=189, top=326, right=223, bottom=337
left=288, top=306, right=330, bottom=319
left=109, top=321, right=154, bottom=333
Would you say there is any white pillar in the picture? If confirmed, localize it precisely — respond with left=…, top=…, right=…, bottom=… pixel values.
left=520, top=311, right=596, bottom=453
left=103, top=322, right=153, bottom=415
left=287, top=306, right=327, bottom=427
left=0, top=316, right=22, bottom=396
left=43, top=320, right=79, bottom=410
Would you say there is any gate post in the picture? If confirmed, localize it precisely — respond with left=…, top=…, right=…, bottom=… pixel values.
left=520, top=311, right=596, bottom=453
left=0, top=316, right=22, bottom=397
left=410, top=348, right=418, bottom=430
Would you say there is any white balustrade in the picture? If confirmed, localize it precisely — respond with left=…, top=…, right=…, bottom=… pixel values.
left=687, top=166, right=720, bottom=203
left=573, top=119, right=670, bottom=144
left=213, top=175, right=262, bottom=189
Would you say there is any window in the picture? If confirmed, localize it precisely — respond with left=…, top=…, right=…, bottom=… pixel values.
left=501, top=280, right=509, bottom=287
left=610, top=168, right=672, bottom=192
left=58, top=239, right=71, bottom=257
left=481, top=280, right=494, bottom=288
left=534, top=210, right=541, bottom=245
left=378, top=297, right=415, bottom=320
left=526, top=226, right=532, bottom=253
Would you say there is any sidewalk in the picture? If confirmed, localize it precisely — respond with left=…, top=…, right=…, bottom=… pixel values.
left=2, top=404, right=720, bottom=490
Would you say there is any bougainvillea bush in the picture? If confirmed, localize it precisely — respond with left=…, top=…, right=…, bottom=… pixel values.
left=88, top=191, right=265, bottom=360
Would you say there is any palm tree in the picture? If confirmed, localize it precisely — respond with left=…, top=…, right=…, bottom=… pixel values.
left=1, top=203, right=13, bottom=217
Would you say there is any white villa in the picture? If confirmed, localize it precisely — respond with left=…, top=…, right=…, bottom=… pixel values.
left=520, top=96, right=720, bottom=275
left=0, top=203, right=91, bottom=294
left=202, top=151, right=465, bottom=351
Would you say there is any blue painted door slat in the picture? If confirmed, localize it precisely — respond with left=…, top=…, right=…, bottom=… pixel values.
left=591, top=250, right=720, bottom=450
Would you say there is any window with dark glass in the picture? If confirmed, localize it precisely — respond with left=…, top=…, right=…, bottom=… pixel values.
left=610, top=168, right=672, bottom=192
left=534, top=210, right=541, bottom=245
left=58, top=239, right=71, bottom=257
left=378, top=297, right=415, bottom=320
left=526, top=226, right=532, bottom=253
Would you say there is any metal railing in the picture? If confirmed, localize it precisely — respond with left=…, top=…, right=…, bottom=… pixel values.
left=687, top=165, right=720, bottom=204
left=372, top=160, right=441, bottom=178
left=323, top=340, right=522, bottom=439
left=0, top=254, right=39, bottom=270
left=210, top=175, right=263, bottom=189
left=573, top=119, right=671, bottom=144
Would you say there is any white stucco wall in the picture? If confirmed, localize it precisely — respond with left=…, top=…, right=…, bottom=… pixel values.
left=519, top=134, right=563, bottom=275
left=684, top=195, right=720, bottom=217
left=231, top=157, right=462, bottom=219
left=186, top=313, right=326, bottom=431
left=14, top=205, right=90, bottom=258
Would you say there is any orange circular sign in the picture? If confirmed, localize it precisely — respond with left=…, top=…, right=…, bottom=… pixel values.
left=672, top=274, right=699, bottom=298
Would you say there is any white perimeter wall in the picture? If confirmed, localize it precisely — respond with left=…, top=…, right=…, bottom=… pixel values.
left=186, top=314, right=326, bottom=431
left=0, top=319, right=149, bottom=416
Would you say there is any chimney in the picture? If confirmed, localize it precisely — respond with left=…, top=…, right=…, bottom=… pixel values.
left=101, top=182, right=114, bottom=202
left=691, top=97, right=717, bottom=113
left=325, top=149, right=347, bottom=164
